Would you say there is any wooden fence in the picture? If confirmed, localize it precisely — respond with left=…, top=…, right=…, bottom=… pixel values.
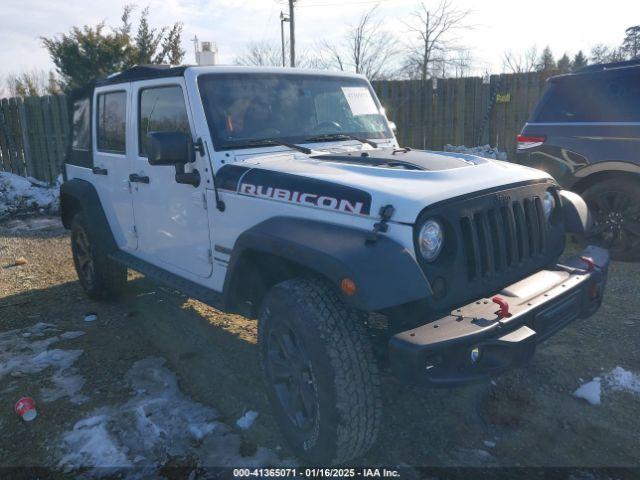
left=0, top=71, right=548, bottom=184
left=0, top=95, right=69, bottom=184
left=373, top=71, right=547, bottom=155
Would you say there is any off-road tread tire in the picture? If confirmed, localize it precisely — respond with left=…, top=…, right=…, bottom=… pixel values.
left=258, top=277, right=382, bottom=465
left=71, top=212, right=126, bottom=300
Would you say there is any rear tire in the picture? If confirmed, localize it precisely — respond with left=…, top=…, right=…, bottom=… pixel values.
left=258, top=278, right=382, bottom=465
left=70, top=212, right=126, bottom=299
left=581, top=178, right=640, bottom=261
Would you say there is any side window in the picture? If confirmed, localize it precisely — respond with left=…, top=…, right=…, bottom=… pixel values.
left=71, top=97, right=90, bottom=151
left=139, top=86, right=191, bottom=156
left=97, top=91, right=127, bottom=154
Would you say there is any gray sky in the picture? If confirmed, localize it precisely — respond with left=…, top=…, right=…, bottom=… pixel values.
left=1, top=0, right=638, bottom=78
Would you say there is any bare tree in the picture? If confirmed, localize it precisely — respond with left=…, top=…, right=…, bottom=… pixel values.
left=234, top=41, right=283, bottom=67
left=234, top=41, right=322, bottom=69
left=5, top=70, right=61, bottom=98
left=402, top=0, right=472, bottom=81
left=590, top=43, right=626, bottom=64
left=321, top=6, right=400, bottom=80
left=502, top=46, right=539, bottom=73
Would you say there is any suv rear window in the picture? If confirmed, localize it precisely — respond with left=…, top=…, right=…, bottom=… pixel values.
left=532, top=71, right=640, bottom=123
left=97, top=91, right=127, bottom=153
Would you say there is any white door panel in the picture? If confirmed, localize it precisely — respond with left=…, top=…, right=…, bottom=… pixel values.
left=92, top=87, right=137, bottom=249
left=129, top=80, right=212, bottom=278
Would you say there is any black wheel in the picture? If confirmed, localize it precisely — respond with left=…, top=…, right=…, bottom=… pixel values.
left=258, top=278, right=381, bottom=464
left=582, top=178, right=640, bottom=261
left=70, top=212, right=126, bottom=299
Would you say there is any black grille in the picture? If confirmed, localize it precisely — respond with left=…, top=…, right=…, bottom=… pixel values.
left=460, top=197, right=547, bottom=281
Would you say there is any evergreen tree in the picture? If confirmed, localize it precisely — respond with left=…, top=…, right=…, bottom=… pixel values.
left=571, top=50, right=588, bottom=71
left=622, top=25, right=640, bottom=59
left=42, top=5, right=185, bottom=91
left=557, top=53, right=571, bottom=73
left=135, top=7, right=165, bottom=64
left=537, top=46, right=556, bottom=72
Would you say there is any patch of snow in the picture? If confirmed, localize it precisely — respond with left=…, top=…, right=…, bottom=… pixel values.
left=574, top=367, right=640, bottom=405
left=0, top=324, right=86, bottom=403
left=573, top=378, right=602, bottom=405
left=444, top=144, right=508, bottom=161
left=0, top=172, right=60, bottom=220
left=604, top=367, right=640, bottom=395
left=483, top=440, right=496, bottom=448
left=236, top=410, right=259, bottom=430
left=58, top=357, right=285, bottom=476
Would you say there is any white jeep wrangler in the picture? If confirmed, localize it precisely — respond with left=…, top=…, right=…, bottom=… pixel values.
left=61, top=65, right=609, bottom=464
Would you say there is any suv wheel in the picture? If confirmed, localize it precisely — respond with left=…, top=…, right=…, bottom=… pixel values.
left=582, top=178, right=640, bottom=261
left=258, top=278, right=381, bottom=464
left=71, top=212, right=127, bottom=299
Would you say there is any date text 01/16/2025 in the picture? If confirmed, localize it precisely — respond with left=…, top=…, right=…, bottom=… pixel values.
left=232, top=468, right=401, bottom=478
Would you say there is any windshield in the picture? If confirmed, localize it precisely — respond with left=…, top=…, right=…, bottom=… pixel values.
left=198, top=73, right=392, bottom=150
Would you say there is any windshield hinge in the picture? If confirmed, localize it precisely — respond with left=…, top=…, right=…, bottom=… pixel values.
left=202, top=192, right=208, bottom=211
left=208, top=248, right=214, bottom=264
left=366, top=204, right=395, bottom=244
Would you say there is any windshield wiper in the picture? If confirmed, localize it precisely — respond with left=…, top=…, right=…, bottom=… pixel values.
left=235, top=138, right=312, bottom=155
left=304, top=133, right=379, bottom=149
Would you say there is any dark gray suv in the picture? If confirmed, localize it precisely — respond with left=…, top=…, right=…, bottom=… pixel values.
left=516, top=60, right=640, bottom=261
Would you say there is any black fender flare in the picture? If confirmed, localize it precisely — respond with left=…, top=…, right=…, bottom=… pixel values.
left=560, top=190, right=593, bottom=235
left=60, top=179, right=118, bottom=252
left=223, top=216, right=432, bottom=311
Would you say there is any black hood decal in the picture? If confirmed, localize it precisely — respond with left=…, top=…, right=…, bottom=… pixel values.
left=216, top=164, right=372, bottom=215
left=311, top=147, right=478, bottom=171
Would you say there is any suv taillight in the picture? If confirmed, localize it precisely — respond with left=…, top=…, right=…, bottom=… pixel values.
left=517, top=135, right=546, bottom=150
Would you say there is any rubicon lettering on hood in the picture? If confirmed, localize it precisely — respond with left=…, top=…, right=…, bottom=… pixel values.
left=239, top=182, right=365, bottom=214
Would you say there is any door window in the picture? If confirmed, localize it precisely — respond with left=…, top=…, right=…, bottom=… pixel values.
left=139, top=86, right=191, bottom=156
left=97, top=91, right=127, bottom=153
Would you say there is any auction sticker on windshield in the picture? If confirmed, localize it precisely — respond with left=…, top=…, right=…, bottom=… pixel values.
left=341, top=87, right=378, bottom=116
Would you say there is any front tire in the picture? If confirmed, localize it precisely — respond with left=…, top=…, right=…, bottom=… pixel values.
left=258, top=278, right=382, bottom=464
left=582, top=178, right=640, bottom=261
left=70, top=212, right=127, bottom=299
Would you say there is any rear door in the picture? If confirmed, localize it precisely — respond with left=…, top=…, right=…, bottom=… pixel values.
left=129, top=79, right=212, bottom=278
left=92, top=86, right=137, bottom=249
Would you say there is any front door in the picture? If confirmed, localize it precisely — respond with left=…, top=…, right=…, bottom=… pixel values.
left=129, top=80, right=212, bottom=278
left=92, top=86, right=137, bottom=249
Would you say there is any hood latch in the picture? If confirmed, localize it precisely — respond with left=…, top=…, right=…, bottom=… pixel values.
left=366, top=204, right=395, bottom=244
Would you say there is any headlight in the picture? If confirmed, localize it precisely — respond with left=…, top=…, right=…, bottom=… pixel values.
left=418, top=219, right=444, bottom=262
left=542, top=190, right=556, bottom=221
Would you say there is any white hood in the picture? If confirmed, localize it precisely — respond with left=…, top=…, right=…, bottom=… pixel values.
left=229, top=148, right=553, bottom=224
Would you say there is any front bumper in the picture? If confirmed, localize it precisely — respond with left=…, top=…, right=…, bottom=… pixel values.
left=389, top=246, right=609, bottom=387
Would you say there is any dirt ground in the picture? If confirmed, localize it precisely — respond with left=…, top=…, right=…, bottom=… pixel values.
left=1, top=217, right=639, bottom=471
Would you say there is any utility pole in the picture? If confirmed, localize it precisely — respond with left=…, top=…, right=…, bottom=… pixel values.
left=280, top=12, right=290, bottom=68
left=288, top=0, right=296, bottom=67
left=191, top=35, right=199, bottom=63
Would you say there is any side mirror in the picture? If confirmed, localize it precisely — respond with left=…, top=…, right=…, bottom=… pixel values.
left=147, top=131, right=194, bottom=166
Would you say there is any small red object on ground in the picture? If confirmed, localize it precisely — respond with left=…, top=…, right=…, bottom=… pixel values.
left=15, top=397, right=37, bottom=422
left=492, top=296, right=511, bottom=318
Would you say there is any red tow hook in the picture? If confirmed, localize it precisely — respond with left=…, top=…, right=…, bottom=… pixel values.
left=492, top=296, right=511, bottom=318
left=581, top=256, right=596, bottom=271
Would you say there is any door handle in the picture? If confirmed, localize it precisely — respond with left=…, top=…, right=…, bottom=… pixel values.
left=129, top=173, right=150, bottom=184
left=92, top=166, right=108, bottom=175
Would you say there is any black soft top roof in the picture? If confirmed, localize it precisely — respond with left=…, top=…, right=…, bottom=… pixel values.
left=94, top=64, right=189, bottom=87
